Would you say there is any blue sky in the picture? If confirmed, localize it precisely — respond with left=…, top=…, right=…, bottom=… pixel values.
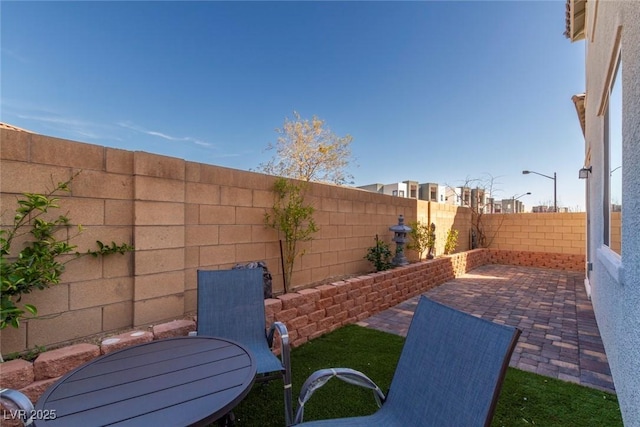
left=1, top=1, right=587, bottom=210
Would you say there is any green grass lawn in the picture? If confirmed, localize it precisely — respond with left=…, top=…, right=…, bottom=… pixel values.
left=232, top=325, right=622, bottom=426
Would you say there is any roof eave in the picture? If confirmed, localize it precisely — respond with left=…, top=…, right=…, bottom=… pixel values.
left=572, top=94, right=586, bottom=137
left=564, top=0, right=587, bottom=42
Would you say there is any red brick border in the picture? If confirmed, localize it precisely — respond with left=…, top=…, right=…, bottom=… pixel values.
left=0, top=249, right=584, bottom=403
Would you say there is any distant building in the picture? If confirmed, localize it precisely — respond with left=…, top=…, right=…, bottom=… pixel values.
left=444, top=186, right=471, bottom=207
left=418, top=183, right=446, bottom=202
left=357, top=183, right=384, bottom=193
left=443, top=187, right=460, bottom=205
left=357, top=182, right=407, bottom=197
left=471, top=188, right=487, bottom=212
left=486, top=197, right=498, bottom=213
left=403, top=180, right=419, bottom=199
left=383, top=182, right=407, bottom=197
left=359, top=181, right=489, bottom=210
left=531, top=205, right=552, bottom=213
left=501, top=199, right=527, bottom=213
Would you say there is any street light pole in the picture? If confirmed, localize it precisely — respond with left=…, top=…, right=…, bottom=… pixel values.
left=553, top=172, right=557, bottom=212
left=522, top=170, right=557, bottom=212
left=512, top=192, right=531, bottom=213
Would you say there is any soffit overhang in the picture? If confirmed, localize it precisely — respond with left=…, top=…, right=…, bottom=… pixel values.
left=564, top=0, right=587, bottom=41
left=572, top=93, right=586, bottom=137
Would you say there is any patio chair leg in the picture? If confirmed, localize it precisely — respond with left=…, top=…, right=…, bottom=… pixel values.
left=284, top=380, right=293, bottom=427
left=217, top=411, right=236, bottom=427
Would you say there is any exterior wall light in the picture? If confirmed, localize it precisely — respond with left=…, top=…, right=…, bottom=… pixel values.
left=578, top=166, right=592, bottom=179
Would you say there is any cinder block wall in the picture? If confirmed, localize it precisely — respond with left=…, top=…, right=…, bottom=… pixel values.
left=0, top=128, right=414, bottom=354
left=413, top=201, right=472, bottom=259
left=1, top=129, right=136, bottom=358
left=0, top=128, right=590, bottom=355
left=482, top=212, right=586, bottom=255
left=610, top=212, right=621, bottom=254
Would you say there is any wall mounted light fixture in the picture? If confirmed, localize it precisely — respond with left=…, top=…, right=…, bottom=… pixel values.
left=578, top=166, right=592, bottom=179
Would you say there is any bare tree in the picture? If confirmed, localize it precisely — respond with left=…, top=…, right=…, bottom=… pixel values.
left=446, top=174, right=503, bottom=248
left=257, top=111, right=355, bottom=185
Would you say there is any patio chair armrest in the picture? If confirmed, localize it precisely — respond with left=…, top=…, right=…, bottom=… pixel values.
left=267, top=321, right=291, bottom=370
left=292, top=368, right=386, bottom=425
left=0, top=388, right=35, bottom=426
left=267, top=321, right=289, bottom=350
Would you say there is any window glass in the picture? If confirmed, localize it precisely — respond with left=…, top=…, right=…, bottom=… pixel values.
left=608, top=59, right=622, bottom=255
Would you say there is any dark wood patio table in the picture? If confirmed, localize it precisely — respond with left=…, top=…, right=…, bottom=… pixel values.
left=32, top=336, right=256, bottom=427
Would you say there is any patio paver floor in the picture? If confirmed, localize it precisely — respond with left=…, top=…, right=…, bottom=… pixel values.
left=357, top=264, right=615, bottom=393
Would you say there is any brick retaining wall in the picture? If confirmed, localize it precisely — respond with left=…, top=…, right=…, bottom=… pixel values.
left=0, top=248, right=584, bottom=405
left=487, top=249, right=584, bottom=271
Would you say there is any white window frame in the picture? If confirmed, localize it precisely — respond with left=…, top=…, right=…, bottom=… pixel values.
left=597, top=41, right=623, bottom=283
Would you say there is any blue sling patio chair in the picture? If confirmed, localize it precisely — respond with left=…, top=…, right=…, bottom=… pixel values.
left=292, top=295, right=521, bottom=427
left=196, top=268, right=293, bottom=426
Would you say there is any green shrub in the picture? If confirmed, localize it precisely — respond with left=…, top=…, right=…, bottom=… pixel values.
left=444, top=228, right=459, bottom=255
left=365, top=235, right=393, bottom=271
left=264, top=177, right=318, bottom=293
left=1, top=173, right=133, bottom=330
left=407, top=221, right=428, bottom=260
